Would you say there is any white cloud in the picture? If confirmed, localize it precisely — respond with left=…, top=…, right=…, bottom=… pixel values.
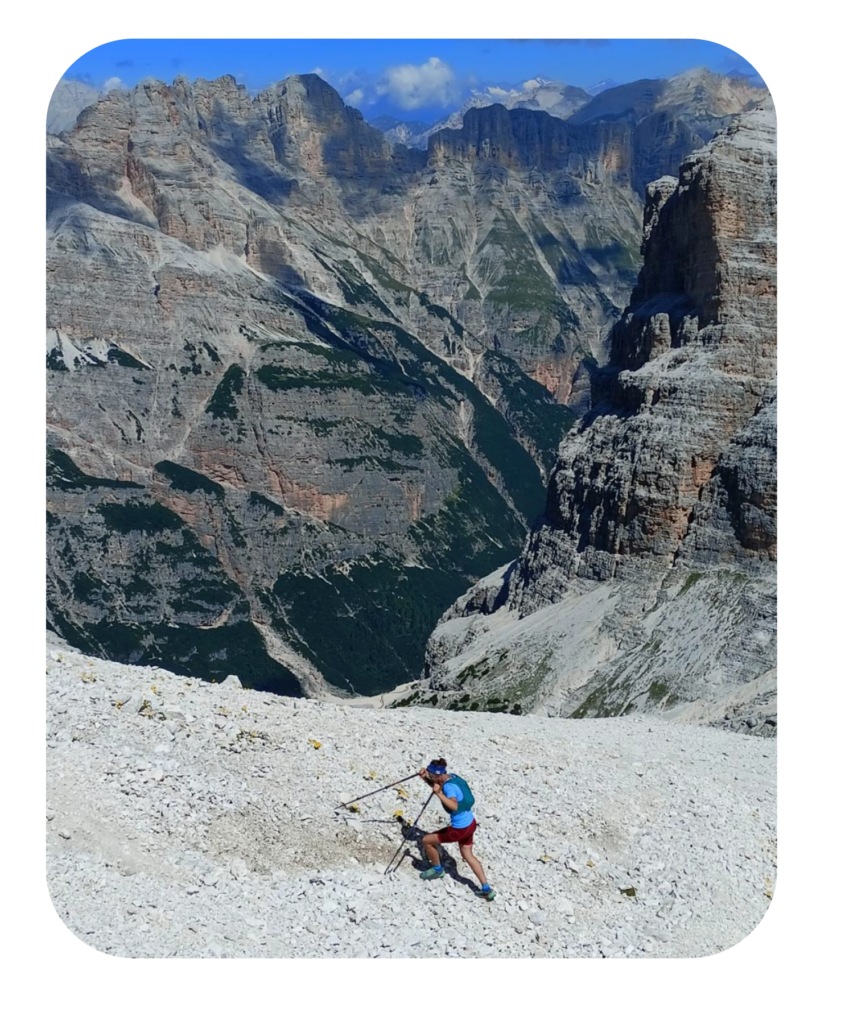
left=376, top=57, right=459, bottom=110
left=344, top=88, right=365, bottom=107
left=103, top=77, right=124, bottom=93
left=486, top=85, right=517, bottom=101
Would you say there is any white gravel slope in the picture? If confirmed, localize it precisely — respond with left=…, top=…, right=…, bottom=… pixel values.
left=46, top=643, right=776, bottom=958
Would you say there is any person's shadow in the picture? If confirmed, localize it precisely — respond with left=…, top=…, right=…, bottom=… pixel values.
left=394, top=819, right=482, bottom=894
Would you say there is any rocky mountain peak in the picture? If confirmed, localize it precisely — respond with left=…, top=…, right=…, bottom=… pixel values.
left=258, top=73, right=351, bottom=122
left=47, top=65, right=773, bottom=705
left=664, top=67, right=770, bottom=116
left=382, top=77, right=593, bottom=151
left=418, top=106, right=777, bottom=727
left=428, top=103, right=633, bottom=183
left=618, top=104, right=776, bottom=353
left=569, top=69, right=770, bottom=193
left=254, top=73, right=413, bottom=179
left=570, top=68, right=768, bottom=127
left=525, top=104, right=777, bottom=586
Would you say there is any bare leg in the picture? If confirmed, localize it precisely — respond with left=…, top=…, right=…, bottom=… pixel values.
left=460, top=844, right=488, bottom=886
left=422, top=833, right=441, bottom=867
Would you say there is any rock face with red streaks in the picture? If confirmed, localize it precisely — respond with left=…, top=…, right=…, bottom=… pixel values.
left=46, top=71, right=769, bottom=701
left=46, top=75, right=563, bottom=698
left=512, top=106, right=777, bottom=607
left=416, top=107, right=777, bottom=731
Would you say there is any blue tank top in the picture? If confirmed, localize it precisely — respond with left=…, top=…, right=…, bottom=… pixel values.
left=443, top=781, right=474, bottom=829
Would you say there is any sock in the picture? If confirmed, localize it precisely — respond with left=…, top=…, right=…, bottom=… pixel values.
left=433, top=865, right=443, bottom=873
left=481, top=883, right=490, bottom=892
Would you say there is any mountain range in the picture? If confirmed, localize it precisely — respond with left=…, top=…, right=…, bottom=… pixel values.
left=413, top=106, right=777, bottom=731
left=375, top=76, right=593, bottom=148
left=46, top=68, right=772, bottom=710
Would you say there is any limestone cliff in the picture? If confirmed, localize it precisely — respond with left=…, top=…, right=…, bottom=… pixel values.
left=46, top=71, right=769, bottom=701
left=46, top=75, right=569, bottom=696
left=569, top=68, right=770, bottom=191
left=378, top=78, right=592, bottom=150
left=416, top=107, right=777, bottom=732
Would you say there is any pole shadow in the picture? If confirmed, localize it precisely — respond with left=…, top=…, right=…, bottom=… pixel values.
left=398, top=821, right=482, bottom=895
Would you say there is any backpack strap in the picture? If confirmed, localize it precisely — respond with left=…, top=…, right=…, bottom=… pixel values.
left=448, top=774, right=474, bottom=813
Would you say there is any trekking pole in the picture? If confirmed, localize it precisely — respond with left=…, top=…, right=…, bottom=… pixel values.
left=336, top=772, right=418, bottom=809
left=384, top=791, right=435, bottom=875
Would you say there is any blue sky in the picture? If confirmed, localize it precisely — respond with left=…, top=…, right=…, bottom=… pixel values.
left=61, top=39, right=763, bottom=124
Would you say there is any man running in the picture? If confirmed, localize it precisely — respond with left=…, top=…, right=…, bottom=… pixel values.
left=418, top=758, right=495, bottom=900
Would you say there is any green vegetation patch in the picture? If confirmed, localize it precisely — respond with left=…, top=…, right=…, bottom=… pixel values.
left=410, top=442, right=524, bottom=581
left=480, top=352, right=576, bottom=477
left=48, top=448, right=143, bottom=492
left=256, top=363, right=393, bottom=396
left=51, top=610, right=302, bottom=697
left=206, top=365, right=245, bottom=420
left=47, top=346, right=68, bottom=371
left=334, top=259, right=394, bottom=317
left=368, top=426, right=424, bottom=457
left=271, top=558, right=468, bottom=696
left=98, top=499, right=185, bottom=535
left=248, top=491, right=286, bottom=516
left=332, top=455, right=408, bottom=473
left=107, top=347, right=147, bottom=369
left=356, top=252, right=414, bottom=296
left=678, top=571, right=704, bottom=597
left=418, top=292, right=464, bottom=338
left=582, top=222, right=641, bottom=274
left=478, top=211, right=557, bottom=311
left=155, top=460, right=224, bottom=498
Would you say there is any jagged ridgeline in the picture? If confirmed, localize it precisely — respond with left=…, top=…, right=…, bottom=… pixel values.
left=46, top=292, right=542, bottom=696
left=46, top=71, right=766, bottom=696
left=419, top=107, right=777, bottom=730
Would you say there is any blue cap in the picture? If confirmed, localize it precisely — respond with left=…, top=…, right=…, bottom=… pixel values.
left=427, top=763, right=447, bottom=776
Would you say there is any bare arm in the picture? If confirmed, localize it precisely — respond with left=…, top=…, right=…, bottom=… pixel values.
left=433, top=782, right=457, bottom=812
left=418, top=769, right=458, bottom=811
left=419, top=770, right=458, bottom=811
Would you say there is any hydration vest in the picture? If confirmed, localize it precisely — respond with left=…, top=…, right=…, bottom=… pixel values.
left=447, top=774, right=475, bottom=814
